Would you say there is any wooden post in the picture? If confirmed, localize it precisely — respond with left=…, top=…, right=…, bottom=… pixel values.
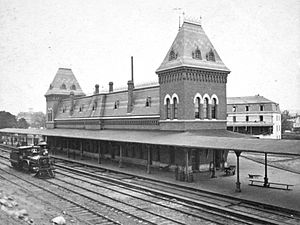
left=211, top=149, right=216, bottom=178
left=264, top=153, right=269, bottom=187
left=98, top=141, right=101, bottom=164
left=80, top=140, right=83, bottom=160
left=147, top=145, right=151, bottom=174
left=67, top=139, right=69, bottom=158
left=235, top=151, right=242, bottom=192
left=119, top=144, right=123, bottom=168
left=185, top=149, right=189, bottom=182
left=11, top=135, right=13, bottom=146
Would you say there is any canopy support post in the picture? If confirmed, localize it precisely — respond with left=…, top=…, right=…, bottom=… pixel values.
left=147, top=145, right=151, bottom=174
left=235, top=150, right=242, bottom=192
left=98, top=141, right=101, bottom=164
left=264, top=153, right=269, bottom=187
left=80, top=140, right=83, bottom=160
left=119, top=144, right=123, bottom=168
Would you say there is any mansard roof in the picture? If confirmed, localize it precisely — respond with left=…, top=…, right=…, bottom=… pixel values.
left=45, top=68, right=85, bottom=97
left=156, top=18, right=230, bottom=73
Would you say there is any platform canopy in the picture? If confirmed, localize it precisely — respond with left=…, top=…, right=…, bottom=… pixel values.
left=1, top=128, right=299, bottom=156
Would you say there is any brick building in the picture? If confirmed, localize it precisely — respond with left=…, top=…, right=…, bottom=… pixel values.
left=43, top=18, right=235, bottom=176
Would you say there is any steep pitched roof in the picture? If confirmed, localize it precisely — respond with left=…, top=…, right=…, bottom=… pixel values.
left=45, top=68, right=85, bottom=96
left=156, top=18, right=230, bottom=73
left=227, top=95, right=275, bottom=105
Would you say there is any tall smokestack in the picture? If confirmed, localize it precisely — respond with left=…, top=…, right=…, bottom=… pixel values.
left=94, top=84, right=99, bottom=94
left=131, top=56, right=134, bottom=83
left=109, top=82, right=113, bottom=93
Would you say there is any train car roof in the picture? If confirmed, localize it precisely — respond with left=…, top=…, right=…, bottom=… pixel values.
left=1, top=128, right=300, bottom=156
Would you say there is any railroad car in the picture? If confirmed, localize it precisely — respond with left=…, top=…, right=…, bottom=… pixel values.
left=9, top=144, right=55, bottom=178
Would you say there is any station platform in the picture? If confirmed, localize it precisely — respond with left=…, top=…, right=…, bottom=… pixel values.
left=54, top=151, right=300, bottom=212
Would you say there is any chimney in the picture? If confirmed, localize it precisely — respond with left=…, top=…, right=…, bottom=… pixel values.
left=109, top=82, right=113, bottom=93
left=127, top=80, right=134, bottom=113
left=70, top=91, right=74, bottom=115
left=94, top=84, right=99, bottom=94
left=131, top=56, right=134, bottom=83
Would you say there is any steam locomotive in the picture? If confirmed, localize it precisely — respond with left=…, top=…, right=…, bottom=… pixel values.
left=9, top=142, right=55, bottom=178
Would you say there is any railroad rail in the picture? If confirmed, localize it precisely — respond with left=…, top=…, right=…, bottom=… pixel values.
left=1, top=145, right=300, bottom=225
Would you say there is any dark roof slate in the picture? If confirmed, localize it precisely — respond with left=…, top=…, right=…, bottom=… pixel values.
left=156, top=20, right=230, bottom=73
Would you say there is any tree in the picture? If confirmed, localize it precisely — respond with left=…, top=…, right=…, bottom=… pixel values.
left=17, top=118, right=29, bottom=128
left=31, top=112, right=46, bottom=128
left=281, top=110, right=293, bottom=133
left=0, top=111, right=17, bottom=128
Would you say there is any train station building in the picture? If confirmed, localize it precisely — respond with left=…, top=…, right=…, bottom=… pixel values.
left=1, top=17, right=300, bottom=192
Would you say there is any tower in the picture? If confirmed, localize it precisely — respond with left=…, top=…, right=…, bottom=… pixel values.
left=45, top=68, right=85, bottom=128
left=156, top=17, right=230, bottom=130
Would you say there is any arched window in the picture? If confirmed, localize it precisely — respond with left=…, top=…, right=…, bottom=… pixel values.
left=169, top=49, right=177, bottom=61
left=166, top=98, right=171, bottom=119
left=207, top=49, right=215, bottom=61
left=173, top=97, right=178, bottom=119
left=203, top=97, right=209, bottom=119
left=60, top=83, right=66, bottom=90
left=70, top=84, right=76, bottom=90
left=211, top=98, right=217, bottom=119
left=195, top=49, right=201, bottom=59
left=145, top=97, right=151, bottom=107
left=92, top=102, right=97, bottom=111
left=47, top=109, right=53, bottom=121
left=194, top=97, right=201, bottom=119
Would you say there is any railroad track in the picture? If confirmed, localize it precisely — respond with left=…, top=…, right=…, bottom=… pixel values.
left=1, top=145, right=300, bottom=225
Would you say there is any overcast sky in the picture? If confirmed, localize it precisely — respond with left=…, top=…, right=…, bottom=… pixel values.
left=0, top=0, right=299, bottom=115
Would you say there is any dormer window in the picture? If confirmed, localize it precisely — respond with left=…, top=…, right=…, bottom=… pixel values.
left=49, top=84, right=53, bottom=90
left=169, top=49, right=177, bottom=61
left=60, top=83, right=66, bottom=90
left=92, top=102, right=97, bottom=111
left=70, top=84, right=76, bottom=90
left=62, top=106, right=66, bottom=113
left=79, top=105, right=83, bottom=112
left=114, top=100, right=120, bottom=109
left=145, top=97, right=151, bottom=107
left=206, top=49, right=215, bottom=61
left=192, top=47, right=202, bottom=59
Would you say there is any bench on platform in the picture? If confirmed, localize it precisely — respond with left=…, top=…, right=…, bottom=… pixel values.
left=224, top=165, right=236, bottom=176
left=248, top=174, right=262, bottom=179
left=249, top=179, right=294, bottom=190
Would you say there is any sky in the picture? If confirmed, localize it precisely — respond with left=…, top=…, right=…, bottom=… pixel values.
left=0, top=0, right=299, bottom=115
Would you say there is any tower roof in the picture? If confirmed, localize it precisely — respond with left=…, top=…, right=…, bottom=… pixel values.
left=45, top=68, right=85, bottom=96
left=156, top=18, right=230, bottom=73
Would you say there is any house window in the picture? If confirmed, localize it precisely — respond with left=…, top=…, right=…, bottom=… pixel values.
left=169, top=49, right=177, bottom=61
left=206, top=49, right=215, bottom=61
left=173, top=97, right=178, bottom=119
left=233, top=116, right=236, bottom=122
left=145, top=97, right=151, bottom=107
left=114, top=100, right=119, bottom=109
left=246, top=116, right=249, bottom=122
left=47, top=109, right=53, bottom=121
left=245, top=106, right=249, bottom=111
left=211, top=98, right=217, bottom=119
left=203, top=97, right=209, bottom=119
left=70, top=84, right=76, bottom=90
left=192, top=47, right=202, bottom=59
left=166, top=98, right=171, bottom=119
left=92, top=102, right=97, bottom=111
left=232, top=106, right=237, bottom=112
left=194, top=97, right=201, bottom=119
left=260, top=105, right=264, bottom=111
left=60, top=83, right=66, bottom=90
left=260, top=115, right=263, bottom=121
